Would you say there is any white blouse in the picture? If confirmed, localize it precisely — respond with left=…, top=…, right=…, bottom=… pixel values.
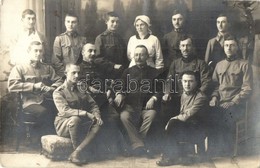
left=127, top=34, right=164, bottom=69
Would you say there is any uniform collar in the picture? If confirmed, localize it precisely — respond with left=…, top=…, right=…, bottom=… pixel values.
left=103, top=29, right=117, bottom=35
left=181, top=54, right=195, bottom=63
left=216, top=32, right=231, bottom=42
left=64, top=80, right=78, bottom=92
left=136, top=33, right=150, bottom=39
left=65, top=31, right=78, bottom=37
left=174, top=28, right=183, bottom=33
left=226, top=55, right=238, bottom=62
left=183, top=89, right=198, bottom=96
left=29, top=60, right=41, bottom=69
left=136, top=64, right=148, bottom=69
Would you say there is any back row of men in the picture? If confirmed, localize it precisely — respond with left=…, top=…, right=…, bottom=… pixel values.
left=10, top=9, right=249, bottom=75
left=7, top=9, right=252, bottom=166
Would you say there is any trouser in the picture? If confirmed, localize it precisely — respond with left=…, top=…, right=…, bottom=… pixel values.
left=54, top=116, right=100, bottom=150
left=208, top=104, right=245, bottom=155
left=160, top=95, right=181, bottom=125
left=162, top=119, right=204, bottom=159
left=24, top=100, right=57, bottom=135
left=120, top=104, right=156, bottom=149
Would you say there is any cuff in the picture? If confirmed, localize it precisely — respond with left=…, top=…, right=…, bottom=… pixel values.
left=151, top=96, right=157, bottom=101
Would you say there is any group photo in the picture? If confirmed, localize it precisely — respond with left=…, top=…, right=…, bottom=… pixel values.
left=0, top=0, right=260, bottom=167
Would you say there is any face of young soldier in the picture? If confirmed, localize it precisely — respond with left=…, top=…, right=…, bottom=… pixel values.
left=66, top=65, right=80, bottom=84
left=216, top=16, right=229, bottom=33
left=224, top=40, right=238, bottom=58
left=82, top=44, right=96, bottom=63
left=65, top=16, right=78, bottom=32
left=28, top=44, right=43, bottom=63
left=22, top=14, right=36, bottom=30
left=182, top=74, right=197, bottom=93
left=135, top=20, right=149, bottom=35
left=106, top=16, right=119, bottom=32
left=134, top=47, right=148, bottom=67
left=179, top=38, right=193, bottom=58
left=172, top=13, right=184, bottom=29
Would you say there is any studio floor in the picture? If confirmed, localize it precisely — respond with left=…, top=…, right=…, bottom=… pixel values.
left=1, top=139, right=260, bottom=168
left=0, top=152, right=260, bottom=168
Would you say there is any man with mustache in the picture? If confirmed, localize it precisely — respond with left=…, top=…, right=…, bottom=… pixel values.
left=162, top=9, right=189, bottom=69
left=162, top=36, right=211, bottom=124
left=79, top=43, right=124, bottom=155
left=114, top=45, right=161, bottom=156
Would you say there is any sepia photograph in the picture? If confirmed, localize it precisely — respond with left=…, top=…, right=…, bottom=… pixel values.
left=0, top=0, right=260, bottom=167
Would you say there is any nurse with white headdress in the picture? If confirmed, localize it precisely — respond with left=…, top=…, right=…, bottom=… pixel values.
left=127, top=15, right=164, bottom=70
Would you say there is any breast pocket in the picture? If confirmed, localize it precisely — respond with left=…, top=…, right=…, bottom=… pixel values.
left=66, top=97, right=78, bottom=108
left=24, top=75, right=36, bottom=83
left=105, top=44, right=116, bottom=54
left=217, top=71, right=224, bottom=78
left=61, top=42, right=71, bottom=61
left=230, top=70, right=242, bottom=85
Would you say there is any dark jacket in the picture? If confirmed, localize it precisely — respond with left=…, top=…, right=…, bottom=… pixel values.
left=120, top=65, right=162, bottom=111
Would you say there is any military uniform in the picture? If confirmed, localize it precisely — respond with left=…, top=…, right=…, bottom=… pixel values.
left=210, top=56, right=253, bottom=154
left=53, top=80, right=101, bottom=149
left=95, top=30, right=128, bottom=78
left=167, top=56, right=211, bottom=94
left=79, top=60, right=124, bottom=154
left=8, top=62, right=63, bottom=133
left=205, top=32, right=232, bottom=73
left=161, top=89, right=208, bottom=160
left=162, top=56, right=211, bottom=125
left=52, top=32, right=86, bottom=77
left=162, top=29, right=188, bottom=69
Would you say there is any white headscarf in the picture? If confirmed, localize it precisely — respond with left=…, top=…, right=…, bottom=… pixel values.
left=134, top=15, right=152, bottom=34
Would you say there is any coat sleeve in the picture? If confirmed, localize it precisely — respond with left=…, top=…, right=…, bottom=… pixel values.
left=231, top=62, right=252, bottom=104
left=49, top=66, right=64, bottom=88
left=95, top=35, right=103, bottom=57
left=204, top=40, right=212, bottom=64
left=154, top=37, right=164, bottom=69
left=211, top=65, right=220, bottom=99
left=86, top=94, right=101, bottom=118
left=178, top=94, right=207, bottom=122
left=53, top=89, right=86, bottom=118
left=165, top=61, right=176, bottom=94
left=8, top=65, right=35, bottom=93
left=52, top=36, right=65, bottom=77
left=127, top=37, right=134, bottom=62
left=199, top=61, right=211, bottom=93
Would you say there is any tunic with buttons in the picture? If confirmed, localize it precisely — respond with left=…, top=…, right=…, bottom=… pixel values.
left=211, top=58, right=252, bottom=104
left=8, top=62, right=63, bottom=108
left=162, top=29, right=188, bottom=69
left=95, top=30, right=129, bottom=69
left=53, top=80, right=101, bottom=119
left=52, top=32, right=86, bottom=77
left=166, top=56, right=211, bottom=94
